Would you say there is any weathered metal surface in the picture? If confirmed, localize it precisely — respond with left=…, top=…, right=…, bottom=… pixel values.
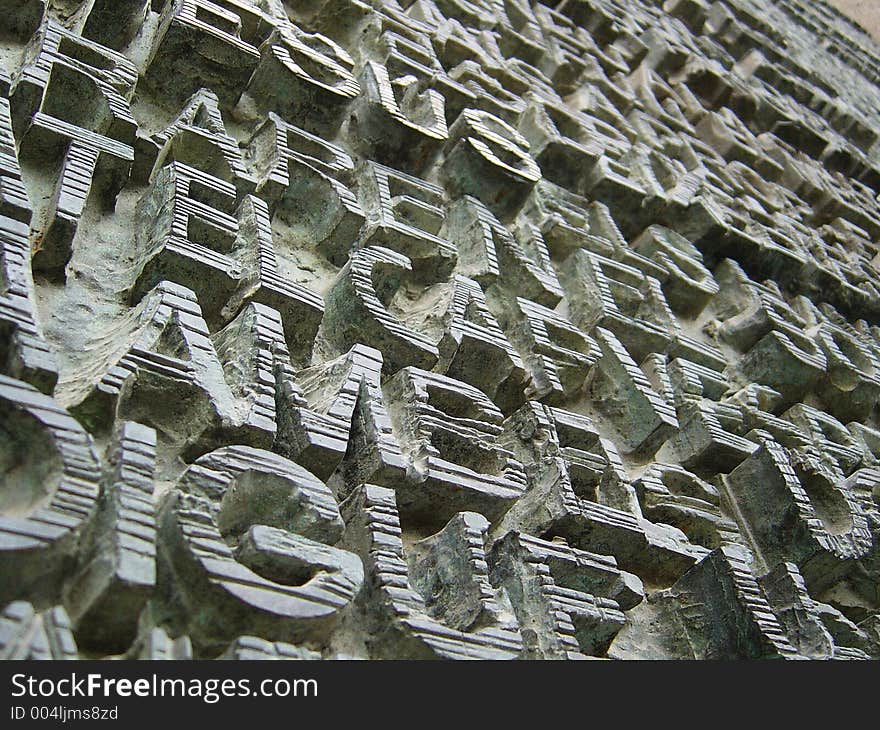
left=1, top=0, right=880, bottom=659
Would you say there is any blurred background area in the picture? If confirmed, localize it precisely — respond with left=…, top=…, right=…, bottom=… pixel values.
left=829, top=0, right=880, bottom=43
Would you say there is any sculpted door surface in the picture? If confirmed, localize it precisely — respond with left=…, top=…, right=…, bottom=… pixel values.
left=2, top=0, right=880, bottom=660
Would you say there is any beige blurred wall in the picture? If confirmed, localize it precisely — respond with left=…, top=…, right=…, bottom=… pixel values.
left=828, top=0, right=880, bottom=43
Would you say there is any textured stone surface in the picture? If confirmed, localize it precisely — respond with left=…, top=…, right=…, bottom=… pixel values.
left=1, top=0, right=880, bottom=660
